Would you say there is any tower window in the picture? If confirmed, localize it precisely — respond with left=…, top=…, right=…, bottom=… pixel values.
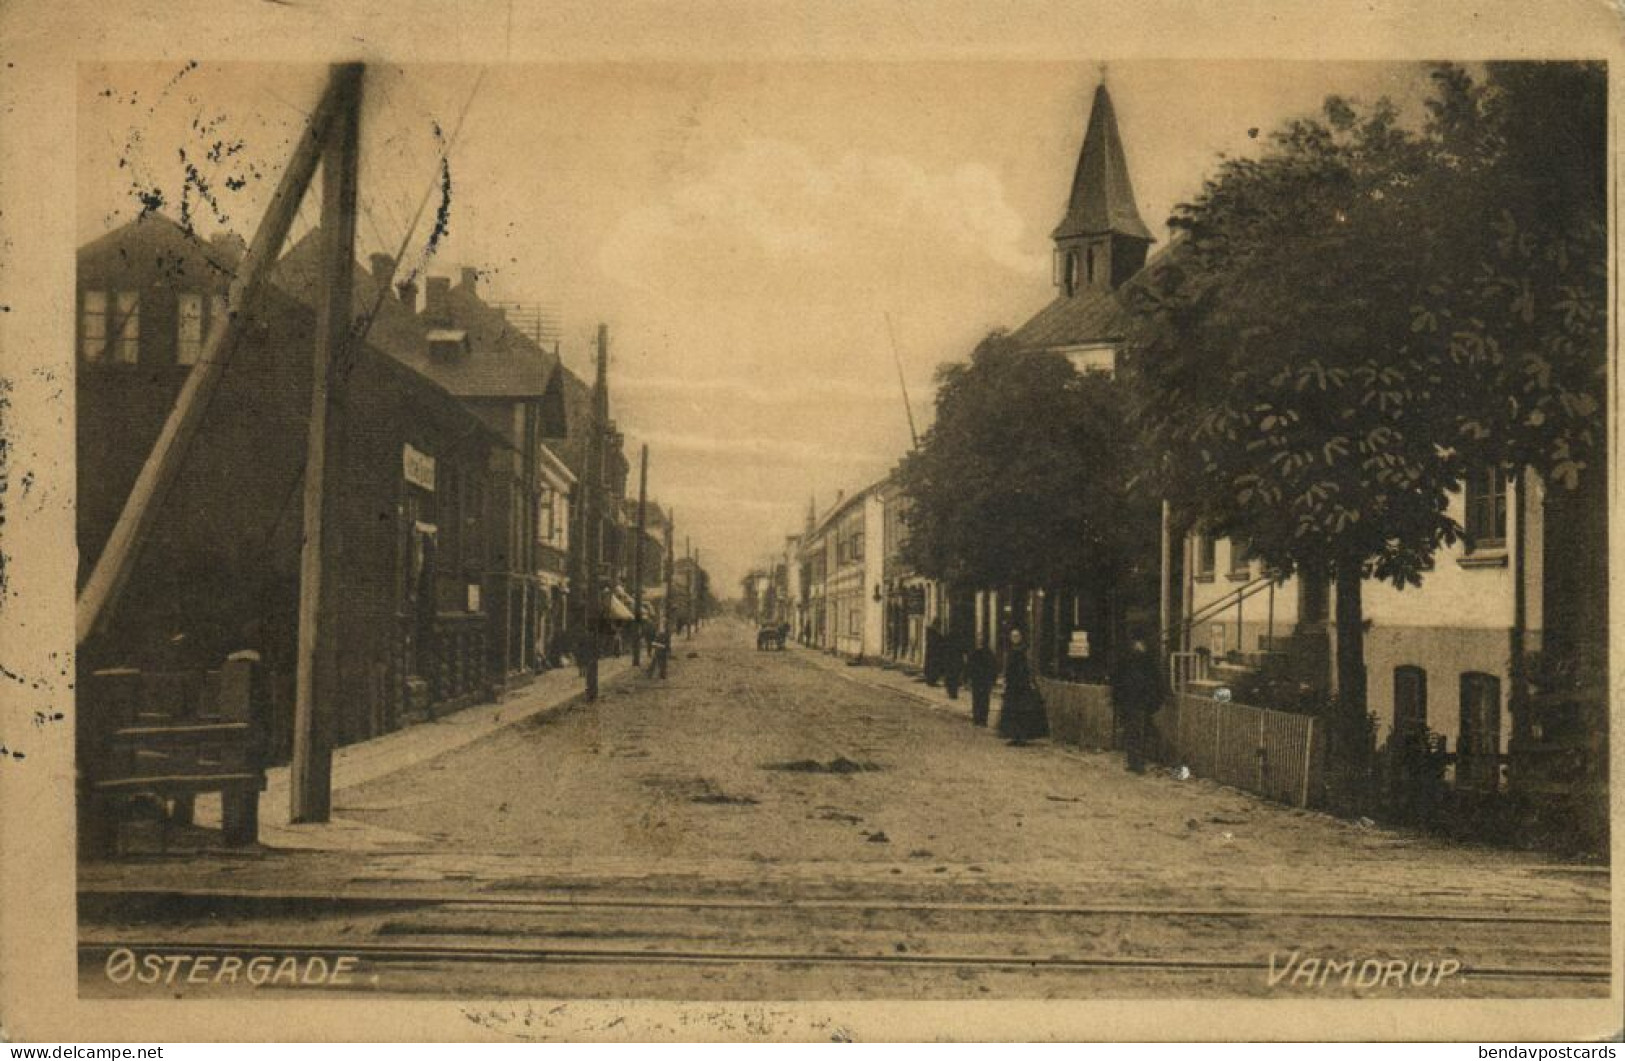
left=1062, top=251, right=1079, bottom=296
left=1086, top=246, right=1097, bottom=285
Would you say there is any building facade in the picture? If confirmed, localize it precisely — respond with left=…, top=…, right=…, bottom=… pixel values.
left=77, top=215, right=512, bottom=755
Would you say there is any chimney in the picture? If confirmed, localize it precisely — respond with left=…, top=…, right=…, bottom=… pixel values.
left=424, top=276, right=452, bottom=322
left=369, top=253, right=396, bottom=284
left=396, top=279, right=418, bottom=312
left=459, top=266, right=479, bottom=296
left=209, top=232, right=248, bottom=266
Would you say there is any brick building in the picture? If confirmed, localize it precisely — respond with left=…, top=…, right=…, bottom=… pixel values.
left=77, top=215, right=514, bottom=755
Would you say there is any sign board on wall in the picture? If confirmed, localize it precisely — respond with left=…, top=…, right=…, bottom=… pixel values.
left=1067, top=631, right=1091, bottom=658
left=403, top=443, right=437, bottom=492
left=466, top=583, right=482, bottom=613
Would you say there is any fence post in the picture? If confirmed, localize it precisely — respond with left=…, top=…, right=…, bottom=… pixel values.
left=218, top=653, right=262, bottom=847
left=78, top=667, right=141, bottom=858
left=1256, top=708, right=1267, bottom=792
left=1211, top=700, right=1222, bottom=782
left=1300, top=717, right=1316, bottom=808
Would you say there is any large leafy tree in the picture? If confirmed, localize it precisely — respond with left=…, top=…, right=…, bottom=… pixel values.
left=1122, top=63, right=1605, bottom=758
left=894, top=332, right=1156, bottom=600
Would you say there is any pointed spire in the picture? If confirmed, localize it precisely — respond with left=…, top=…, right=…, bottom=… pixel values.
left=1052, top=81, right=1151, bottom=242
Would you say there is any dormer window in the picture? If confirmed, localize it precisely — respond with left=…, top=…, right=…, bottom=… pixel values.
left=427, top=327, right=470, bottom=361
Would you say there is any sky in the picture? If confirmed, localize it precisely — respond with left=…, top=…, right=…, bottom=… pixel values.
left=78, top=60, right=1442, bottom=593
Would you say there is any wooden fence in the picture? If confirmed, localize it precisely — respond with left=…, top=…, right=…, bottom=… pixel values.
left=1158, top=693, right=1325, bottom=807
left=1035, top=678, right=1116, bottom=751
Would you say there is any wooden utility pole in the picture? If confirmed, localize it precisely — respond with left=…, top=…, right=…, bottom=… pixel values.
left=76, top=66, right=357, bottom=646
left=693, top=547, right=702, bottom=633
left=582, top=324, right=609, bottom=701
left=290, top=63, right=364, bottom=824
left=663, top=509, right=675, bottom=631
left=684, top=537, right=693, bottom=639
left=631, top=444, right=648, bottom=665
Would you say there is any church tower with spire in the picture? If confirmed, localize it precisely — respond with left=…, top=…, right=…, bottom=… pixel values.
left=1052, top=78, right=1152, bottom=297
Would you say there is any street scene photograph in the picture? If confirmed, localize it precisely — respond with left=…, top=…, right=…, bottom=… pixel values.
left=67, top=57, right=1609, bottom=1006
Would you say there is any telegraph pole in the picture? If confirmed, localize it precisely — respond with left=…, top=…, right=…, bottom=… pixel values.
left=291, top=62, right=364, bottom=823
left=76, top=67, right=356, bottom=646
left=663, top=509, right=675, bottom=631
left=631, top=443, right=648, bottom=666
left=684, top=537, right=693, bottom=640
left=582, top=324, right=609, bottom=702
left=692, top=547, right=702, bottom=634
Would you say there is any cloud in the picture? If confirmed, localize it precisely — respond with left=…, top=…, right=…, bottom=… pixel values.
left=597, top=138, right=1048, bottom=301
left=631, top=427, right=886, bottom=468
left=615, top=372, right=928, bottom=408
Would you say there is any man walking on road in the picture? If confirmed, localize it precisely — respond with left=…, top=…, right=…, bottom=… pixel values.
left=941, top=625, right=966, bottom=700
left=1113, top=630, right=1162, bottom=773
left=646, top=626, right=671, bottom=679
left=922, top=620, right=943, bottom=687
left=966, top=636, right=998, bottom=727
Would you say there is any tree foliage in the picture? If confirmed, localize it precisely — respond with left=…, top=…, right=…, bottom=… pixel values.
left=894, top=333, right=1157, bottom=592
left=1122, top=62, right=1606, bottom=591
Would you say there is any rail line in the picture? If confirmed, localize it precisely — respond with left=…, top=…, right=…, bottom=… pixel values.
left=77, top=937, right=1613, bottom=984
left=81, top=885, right=1613, bottom=926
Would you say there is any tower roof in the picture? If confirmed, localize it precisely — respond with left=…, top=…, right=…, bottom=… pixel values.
left=1052, top=82, right=1152, bottom=243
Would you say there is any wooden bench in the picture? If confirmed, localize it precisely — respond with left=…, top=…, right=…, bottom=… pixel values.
left=78, top=654, right=267, bottom=856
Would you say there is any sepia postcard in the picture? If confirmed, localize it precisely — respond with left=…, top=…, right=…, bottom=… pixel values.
left=0, top=0, right=1621, bottom=1043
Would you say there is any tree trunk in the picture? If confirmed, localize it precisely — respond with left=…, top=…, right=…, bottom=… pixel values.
left=1332, top=559, right=1371, bottom=810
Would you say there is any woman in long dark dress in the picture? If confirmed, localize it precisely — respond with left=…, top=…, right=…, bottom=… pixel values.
left=996, top=628, right=1048, bottom=743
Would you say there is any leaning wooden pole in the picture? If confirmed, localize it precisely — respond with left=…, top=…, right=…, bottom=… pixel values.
left=290, top=62, right=364, bottom=824
left=631, top=443, right=648, bottom=666
left=75, top=68, right=354, bottom=646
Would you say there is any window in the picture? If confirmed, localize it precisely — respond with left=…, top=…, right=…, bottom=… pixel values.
left=81, top=291, right=107, bottom=361
left=112, top=292, right=139, bottom=363
left=1195, top=532, right=1216, bottom=578
left=1060, top=250, right=1078, bottom=296
left=1464, top=467, right=1507, bottom=549
left=177, top=293, right=205, bottom=365
left=1393, top=666, right=1428, bottom=737
left=1085, top=245, right=1097, bottom=285
left=850, top=529, right=864, bottom=562
left=1229, top=537, right=1252, bottom=576
left=848, top=607, right=861, bottom=635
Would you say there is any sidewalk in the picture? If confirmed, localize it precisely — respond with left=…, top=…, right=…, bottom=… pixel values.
left=193, top=658, right=632, bottom=852
left=792, top=643, right=985, bottom=724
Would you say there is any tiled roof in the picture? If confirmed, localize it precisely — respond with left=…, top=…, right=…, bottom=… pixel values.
left=276, top=231, right=558, bottom=401
left=78, top=215, right=507, bottom=446
left=1007, top=285, right=1129, bottom=350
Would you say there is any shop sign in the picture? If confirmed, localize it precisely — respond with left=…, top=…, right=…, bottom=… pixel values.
left=403, top=444, right=436, bottom=492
